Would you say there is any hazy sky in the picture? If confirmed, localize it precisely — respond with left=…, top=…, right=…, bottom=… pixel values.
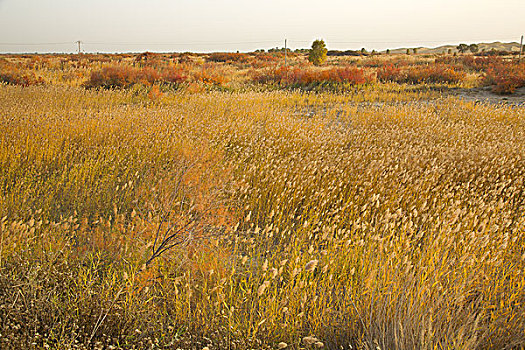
left=0, top=0, right=523, bottom=53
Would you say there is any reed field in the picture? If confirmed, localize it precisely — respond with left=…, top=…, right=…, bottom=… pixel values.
left=1, top=53, right=525, bottom=349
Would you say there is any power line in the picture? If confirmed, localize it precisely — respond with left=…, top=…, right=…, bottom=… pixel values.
left=82, top=40, right=279, bottom=45
left=0, top=42, right=73, bottom=46
left=0, top=38, right=522, bottom=51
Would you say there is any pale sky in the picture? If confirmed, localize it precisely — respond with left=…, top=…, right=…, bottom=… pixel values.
left=0, top=0, right=523, bottom=53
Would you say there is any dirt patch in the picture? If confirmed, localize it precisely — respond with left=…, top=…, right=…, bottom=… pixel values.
left=454, top=86, right=525, bottom=106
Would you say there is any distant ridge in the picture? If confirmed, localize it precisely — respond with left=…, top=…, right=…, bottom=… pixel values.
left=385, top=42, right=522, bottom=54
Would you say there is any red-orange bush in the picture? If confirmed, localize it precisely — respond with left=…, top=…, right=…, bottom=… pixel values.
left=148, top=85, right=164, bottom=101
left=0, top=69, right=44, bottom=86
left=468, top=56, right=504, bottom=71
left=207, top=52, right=250, bottom=63
left=483, top=62, right=525, bottom=94
left=84, top=66, right=162, bottom=89
left=138, top=67, right=161, bottom=85
left=84, top=65, right=191, bottom=89
left=250, top=65, right=282, bottom=84
left=404, top=64, right=466, bottom=84
left=0, top=57, right=11, bottom=68
left=85, top=66, right=141, bottom=88
left=160, top=67, right=188, bottom=84
left=252, top=66, right=372, bottom=87
left=321, top=66, right=370, bottom=84
left=377, top=64, right=466, bottom=84
left=251, top=54, right=281, bottom=69
left=435, top=56, right=504, bottom=72
left=376, top=64, right=403, bottom=82
left=193, top=66, right=229, bottom=86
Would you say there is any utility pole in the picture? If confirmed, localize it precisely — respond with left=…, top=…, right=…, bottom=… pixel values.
left=519, top=35, right=523, bottom=63
left=284, top=39, right=287, bottom=67
left=76, top=40, right=82, bottom=54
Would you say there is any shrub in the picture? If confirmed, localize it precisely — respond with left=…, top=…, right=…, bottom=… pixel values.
left=252, top=65, right=372, bottom=87
left=0, top=70, right=44, bottom=86
left=0, top=57, right=11, bottom=68
left=435, top=56, right=504, bottom=72
left=404, top=64, right=466, bottom=84
left=138, top=67, right=161, bottom=85
left=193, top=65, right=229, bottom=86
left=85, top=66, right=141, bottom=89
left=251, top=54, right=280, bottom=69
left=84, top=66, right=162, bottom=89
left=148, top=85, right=164, bottom=101
left=160, top=66, right=188, bottom=85
left=250, top=65, right=286, bottom=85
left=322, top=66, right=369, bottom=85
left=483, top=62, right=525, bottom=94
left=377, top=64, right=466, bottom=84
left=377, top=64, right=403, bottom=82
left=207, top=52, right=250, bottom=63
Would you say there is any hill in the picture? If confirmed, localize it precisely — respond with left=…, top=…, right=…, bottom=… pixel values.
left=387, top=41, right=522, bottom=54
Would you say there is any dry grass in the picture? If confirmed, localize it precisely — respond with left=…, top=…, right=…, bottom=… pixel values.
left=0, top=81, right=524, bottom=349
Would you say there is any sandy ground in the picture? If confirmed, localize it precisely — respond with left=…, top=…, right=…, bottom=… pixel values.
left=454, top=86, right=525, bottom=106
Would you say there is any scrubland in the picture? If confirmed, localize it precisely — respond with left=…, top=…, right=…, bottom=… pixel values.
left=0, top=52, right=525, bottom=349
left=1, top=52, right=524, bottom=94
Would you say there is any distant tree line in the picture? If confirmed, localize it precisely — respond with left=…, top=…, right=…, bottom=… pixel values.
left=457, top=44, right=479, bottom=53
left=253, top=42, right=523, bottom=58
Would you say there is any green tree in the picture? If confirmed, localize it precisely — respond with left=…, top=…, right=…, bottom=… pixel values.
left=457, top=43, right=469, bottom=53
left=469, top=44, right=479, bottom=53
left=308, top=39, right=328, bottom=66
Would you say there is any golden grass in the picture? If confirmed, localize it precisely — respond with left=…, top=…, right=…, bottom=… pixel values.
left=0, top=84, right=524, bottom=349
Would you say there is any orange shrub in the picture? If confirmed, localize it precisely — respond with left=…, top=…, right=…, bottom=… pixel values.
left=252, top=65, right=372, bottom=87
left=321, top=66, right=370, bottom=84
left=207, top=52, right=250, bottom=63
left=160, top=66, right=188, bottom=85
left=404, top=64, right=466, bottom=84
left=468, top=56, right=504, bottom=71
left=138, top=67, right=161, bottom=85
left=148, top=85, right=164, bottom=101
left=376, top=64, right=403, bottom=82
left=251, top=65, right=287, bottom=84
left=85, top=66, right=142, bottom=88
left=0, top=69, right=44, bottom=86
left=186, top=82, right=206, bottom=93
left=193, top=65, right=229, bottom=86
left=251, top=54, right=281, bottom=69
left=483, top=62, right=525, bottom=94
left=377, top=64, right=466, bottom=84
left=0, top=57, right=11, bottom=68
left=435, top=56, right=504, bottom=72
left=84, top=66, right=162, bottom=89
left=84, top=65, right=191, bottom=89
